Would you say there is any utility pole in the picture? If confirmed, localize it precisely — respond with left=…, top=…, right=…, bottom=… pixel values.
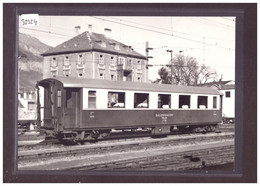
left=166, top=49, right=174, bottom=84
left=145, top=41, right=153, bottom=69
left=145, top=41, right=153, bottom=59
left=145, top=41, right=153, bottom=82
left=203, top=36, right=205, bottom=63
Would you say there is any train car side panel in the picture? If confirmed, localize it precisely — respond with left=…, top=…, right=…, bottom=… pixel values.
left=69, top=109, right=222, bottom=130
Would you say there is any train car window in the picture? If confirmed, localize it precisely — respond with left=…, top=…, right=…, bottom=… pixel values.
left=108, top=92, right=125, bottom=108
left=158, top=94, right=171, bottom=108
left=179, top=95, right=190, bottom=108
left=213, top=96, right=217, bottom=108
left=88, top=91, right=96, bottom=108
left=197, top=96, right=208, bottom=108
left=57, top=90, right=62, bottom=107
left=65, top=90, right=72, bottom=108
left=134, top=93, right=149, bottom=108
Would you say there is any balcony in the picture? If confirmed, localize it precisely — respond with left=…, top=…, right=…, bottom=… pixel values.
left=98, top=63, right=105, bottom=69
left=50, top=66, right=58, bottom=72
left=137, top=68, right=143, bottom=74
left=117, top=64, right=132, bottom=71
left=76, top=64, right=85, bottom=69
left=63, top=65, right=71, bottom=70
left=109, top=64, right=116, bottom=70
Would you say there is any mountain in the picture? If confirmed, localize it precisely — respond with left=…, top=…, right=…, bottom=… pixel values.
left=18, top=32, right=53, bottom=91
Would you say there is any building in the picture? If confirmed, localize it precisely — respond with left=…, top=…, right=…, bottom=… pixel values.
left=41, top=27, right=148, bottom=82
left=219, top=80, right=235, bottom=123
left=18, top=89, right=37, bottom=123
left=202, top=80, right=235, bottom=123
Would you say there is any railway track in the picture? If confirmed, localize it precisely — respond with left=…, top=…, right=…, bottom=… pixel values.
left=18, top=132, right=234, bottom=170
left=71, top=142, right=234, bottom=171
left=18, top=123, right=234, bottom=150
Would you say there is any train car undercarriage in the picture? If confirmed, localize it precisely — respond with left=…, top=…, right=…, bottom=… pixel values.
left=54, top=123, right=218, bottom=144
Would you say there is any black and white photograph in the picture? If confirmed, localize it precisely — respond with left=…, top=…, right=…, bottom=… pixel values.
left=3, top=3, right=257, bottom=183
left=17, top=14, right=236, bottom=171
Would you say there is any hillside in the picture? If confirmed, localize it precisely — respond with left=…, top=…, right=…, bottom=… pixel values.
left=18, top=32, right=53, bottom=90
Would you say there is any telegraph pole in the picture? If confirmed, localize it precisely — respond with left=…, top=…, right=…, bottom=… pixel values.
left=166, top=49, right=173, bottom=84
left=145, top=41, right=153, bottom=69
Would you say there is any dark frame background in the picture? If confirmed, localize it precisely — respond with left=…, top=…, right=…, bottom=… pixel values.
left=3, top=3, right=257, bottom=183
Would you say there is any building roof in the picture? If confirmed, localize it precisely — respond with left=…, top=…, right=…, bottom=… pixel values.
left=41, top=31, right=146, bottom=60
left=39, top=77, right=222, bottom=95
left=202, top=80, right=235, bottom=90
left=221, top=84, right=235, bottom=90
left=18, top=49, right=27, bottom=58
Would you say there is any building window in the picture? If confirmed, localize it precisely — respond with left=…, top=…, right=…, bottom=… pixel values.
left=78, top=55, right=83, bottom=65
left=110, top=56, right=115, bottom=65
left=101, top=41, right=106, bottom=48
left=51, top=57, right=57, bottom=67
left=128, top=59, right=132, bottom=67
left=108, top=92, right=125, bottom=108
left=57, top=90, right=62, bottom=107
left=115, top=44, right=120, bottom=50
left=28, top=101, right=36, bottom=111
left=99, top=55, right=104, bottom=64
left=51, top=70, right=58, bottom=77
left=134, top=93, right=149, bottom=108
left=99, top=73, right=104, bottom=79
left=137, top=60, right=141, bottom=69
left=213, top=96, right=217, bottom=109
left=179, top=95, right=190, bottom=108
left=198, top=96, right=208, bottom=108
left=119, top=57, right=125, bottom=66
left=20, top=93, right=24, bottom=98
left=88, top=91, right=96, bottom=108
left=64, top=56, right=70, bottom=66
left=64, top=70, right=70, bottom=77
left=225, top=91, right=231, bottom=98
left=111, top=74, right=116, bottom=81
left=158, top=94, right=171, bottom=108
left=77, top=69, right=84, bottom=78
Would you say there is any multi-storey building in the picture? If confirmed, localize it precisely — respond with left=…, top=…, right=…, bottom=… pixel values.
left=220, top=80, right=235, bottom=123
left=41, top=29, right=148, bottom=82
left=18, top=90, right=37, bottom=123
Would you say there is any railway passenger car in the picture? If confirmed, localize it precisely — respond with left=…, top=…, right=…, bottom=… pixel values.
left=36, top=77, right=223, bottom=142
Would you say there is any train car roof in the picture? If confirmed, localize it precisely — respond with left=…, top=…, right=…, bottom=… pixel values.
left=39, top=77, right=222, bottom=95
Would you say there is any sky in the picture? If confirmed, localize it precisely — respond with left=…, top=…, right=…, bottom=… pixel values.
left=19, top=15, right=236, bottom=81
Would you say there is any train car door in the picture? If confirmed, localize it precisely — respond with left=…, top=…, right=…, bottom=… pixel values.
left=38, top=79, right=64, bottom=131
left=63, top=88, right=81, bottom=129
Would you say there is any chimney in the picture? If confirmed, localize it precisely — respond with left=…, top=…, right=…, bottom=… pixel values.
left=75, top=26, right=81, bottom=35
left=88, top=24, right=92, bottom=34
left=104, top=28, right=112, bottom=38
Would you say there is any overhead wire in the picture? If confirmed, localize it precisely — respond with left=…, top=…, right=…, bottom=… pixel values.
left=91, top=16, right=234, bottom=51
left=105, top=16, right=235, bottom=42
left=20, top=17, right=235, bottom=52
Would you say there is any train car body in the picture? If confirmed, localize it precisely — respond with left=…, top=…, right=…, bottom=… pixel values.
left=37, top=77, right=223, bottom=142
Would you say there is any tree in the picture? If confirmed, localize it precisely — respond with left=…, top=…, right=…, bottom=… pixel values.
left=156, top=54, right=218, bottom=86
